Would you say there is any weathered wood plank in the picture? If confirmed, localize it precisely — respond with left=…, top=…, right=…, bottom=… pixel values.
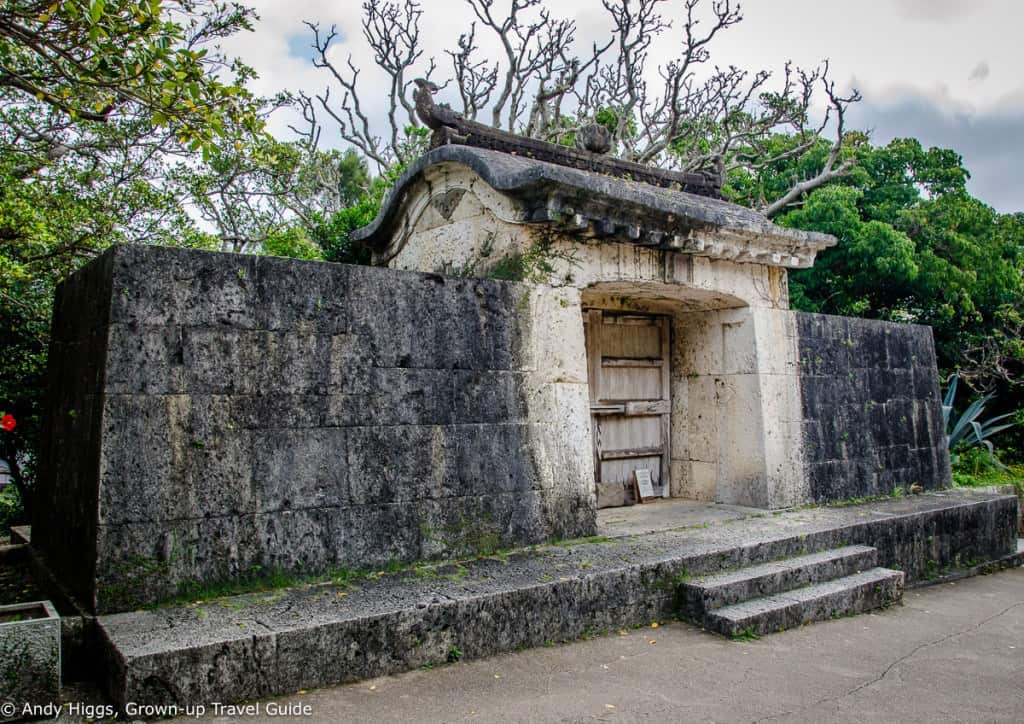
left=625, top=400, right=670, bottom=415
left=600, top=446, right=664, bottom=461
left=601, top=357, right=663, bottom=368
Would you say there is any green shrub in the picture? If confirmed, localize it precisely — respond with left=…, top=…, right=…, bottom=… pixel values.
left=0, top=485, right=23, bottom=534
left=942, top=372, right=1017, bottom=467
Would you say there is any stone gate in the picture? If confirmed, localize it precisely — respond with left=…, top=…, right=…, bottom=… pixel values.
left=35, top=111, right=951, bottom=614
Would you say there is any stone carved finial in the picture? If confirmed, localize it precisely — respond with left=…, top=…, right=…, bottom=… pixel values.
left=575, top=123, right=612, bottom=155
left=697, top=153, right=726, bottom=188
left=408, top=79, right=722, bottom=197
left=713, top=153, right=726, bottom=185
left=413, top=78, right=462, bottom=130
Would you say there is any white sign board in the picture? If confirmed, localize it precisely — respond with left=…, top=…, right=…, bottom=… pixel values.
left=633, top=469, right=656, bottom=502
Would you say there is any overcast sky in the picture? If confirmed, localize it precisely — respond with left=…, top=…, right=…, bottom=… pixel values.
left=222, top=0, right=1024, bottom=213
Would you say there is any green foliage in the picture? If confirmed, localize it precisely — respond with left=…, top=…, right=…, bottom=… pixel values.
left=308, top=197, right=379, bottom=265
left=261, top=226, right=322, bottom=261
left=552, top=107, right=637, bottom=150
left=488, top=252, right=528, bottom=282
left=291, top=148, right=371, bottom=214
left=484, top=234, right=578, bottom=283
left=951, top=452, right=1024, bottom=491
left=730, top=628, right=760, bottom=642
left=0, top=1, right=262, bottom=148
left=767, top=135, right=1024, bottom=461
left=174, top=137, right=374, bottom=257
left=304, top=140, right=422, bottom=265
left=0, top=486, right=23, bottom=533
left=783, top=184, right=919, bottom=315
left=172, top=132, right=304, bottom=254
left=942, top=373, right=1016, bottom=466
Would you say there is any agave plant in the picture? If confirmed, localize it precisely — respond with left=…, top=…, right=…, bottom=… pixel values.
left=942, top=373, right=1016, bottom=465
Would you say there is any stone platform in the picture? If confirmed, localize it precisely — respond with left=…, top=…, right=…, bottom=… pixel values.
left=97, top=491, right=1018, bottom=709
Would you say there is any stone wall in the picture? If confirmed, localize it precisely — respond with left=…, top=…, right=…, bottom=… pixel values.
left=796, top=313, right=952, bottom=502
left=34, top=245, right=595, bottom=614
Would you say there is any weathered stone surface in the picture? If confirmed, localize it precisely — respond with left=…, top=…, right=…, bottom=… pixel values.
left=34, top=245, right=596, bottom=614
left=0, top=601, right=61, bottom=715
left=796, top=313, right=952, bottom=502
left=679, top=545, right=879, bottom=619
left=704, top=568, right=905, bottom=638
left=96, top=491, right=1016, bottom=708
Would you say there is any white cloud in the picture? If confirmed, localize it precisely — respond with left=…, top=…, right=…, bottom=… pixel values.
left=890, top=0, right=990, bottom=22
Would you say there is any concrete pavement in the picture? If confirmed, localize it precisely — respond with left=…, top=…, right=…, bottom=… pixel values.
left=179, top=567, right=1024, bottom=723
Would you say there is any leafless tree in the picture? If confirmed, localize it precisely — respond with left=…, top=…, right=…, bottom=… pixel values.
left=303, top=0, right=861, bottom=216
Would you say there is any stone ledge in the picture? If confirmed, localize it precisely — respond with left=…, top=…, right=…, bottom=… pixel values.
left=97, top=491, right=1016, bottom=708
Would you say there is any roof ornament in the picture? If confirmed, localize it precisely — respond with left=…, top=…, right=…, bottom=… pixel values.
left=413, top=78, right=462, bottom=131
left=411, top=77, right=723, bottom=197
left=574, top=123, right=612, bottom=155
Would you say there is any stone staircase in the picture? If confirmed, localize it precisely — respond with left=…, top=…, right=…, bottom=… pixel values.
left=678, top=545, right=905, bottom=637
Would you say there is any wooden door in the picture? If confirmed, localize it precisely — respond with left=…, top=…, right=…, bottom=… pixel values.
left=584, top=310, right=671, bottom=506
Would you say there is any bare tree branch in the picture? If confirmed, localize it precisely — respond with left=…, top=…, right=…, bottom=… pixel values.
left=763, top=67, right=862, bottom=217
left=304, top=0, right=862, bottom=213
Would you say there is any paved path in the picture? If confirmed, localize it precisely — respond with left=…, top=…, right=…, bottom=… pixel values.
left=182, top=568, right=1024, bottom=723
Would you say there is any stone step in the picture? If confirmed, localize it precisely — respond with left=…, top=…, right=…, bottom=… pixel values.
left=95, top=493, right=1010, bottom=709
left=705, top=567, right=905, bottom=638
left=679, top=545, right=879, bottom=619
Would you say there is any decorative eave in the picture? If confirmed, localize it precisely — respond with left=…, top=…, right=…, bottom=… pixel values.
left=353, top=145, right=837, bottom=270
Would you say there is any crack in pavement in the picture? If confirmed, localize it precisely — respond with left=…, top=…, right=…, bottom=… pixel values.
left=753, top=600, right=1024, bottom=723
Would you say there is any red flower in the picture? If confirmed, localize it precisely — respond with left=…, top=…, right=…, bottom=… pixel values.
left=1, top=414, right=15, bottom=432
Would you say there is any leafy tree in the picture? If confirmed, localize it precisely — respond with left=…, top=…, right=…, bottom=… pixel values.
left=261, top=225, right=322, bottom=261
left=285, top=127, right=426, bottom=265
left=767, top=137, right=1024, bottom=456
left=174, top=128, right=303, bottom=254
left=0, top=1, right=261, bottom=150
left=0, top=0, right=264, bottom=518
left=176, top=129, right=375, bottom=256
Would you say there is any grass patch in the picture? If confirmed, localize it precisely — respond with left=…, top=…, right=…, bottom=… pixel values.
left=550, top=535, right=614, bottom=548
left=730, top=628, right=760, bottom=642
left=823, top=487, right=909, bottom=508
left=160, top=565, right=371, bottom=608
left=952, top=462, right=1024, bottom=492
left=149, top=543, right=524, bottom=609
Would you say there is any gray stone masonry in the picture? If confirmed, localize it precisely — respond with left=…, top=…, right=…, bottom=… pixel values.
left=96, top=491, right=1016, bottom=708
left=703, top=567, right=904, bottom=638
left=34, top=244, right=595, bottom=614
left=0, top=600, right=61, bottom=717
left=796, top=313, right=953, bottom=501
